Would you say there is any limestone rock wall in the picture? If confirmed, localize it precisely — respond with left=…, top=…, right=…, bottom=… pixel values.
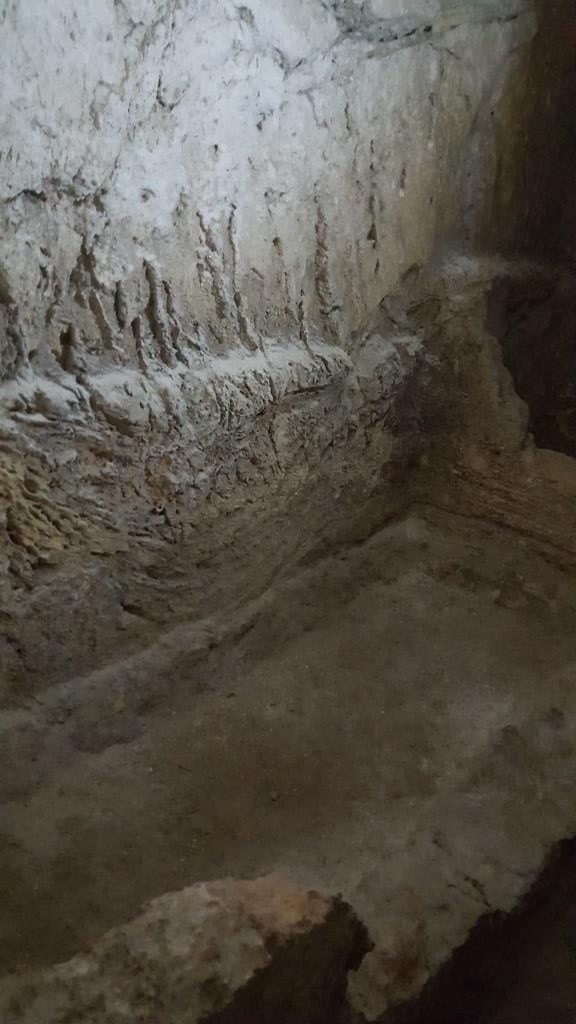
left=1, top=0, right=538, bottom=376
left=0, top=0, right=558, bottom=699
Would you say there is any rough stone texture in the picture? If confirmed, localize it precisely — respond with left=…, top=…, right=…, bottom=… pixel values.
left=1, top=0, right=571, bottom=700
left=4, top=513, right=576, bottom=1020
left=409, top=258, right=576, bottom=563
left=3, top=3, right=576, bottom=1022
left=0, top=875, right=370, bottom=1022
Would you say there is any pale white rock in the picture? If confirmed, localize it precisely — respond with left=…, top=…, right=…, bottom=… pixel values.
left=0, top=0, right=536, bottom=382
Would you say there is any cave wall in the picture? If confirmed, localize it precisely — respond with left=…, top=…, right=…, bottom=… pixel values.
left=0, top=0, right=553, bottom=700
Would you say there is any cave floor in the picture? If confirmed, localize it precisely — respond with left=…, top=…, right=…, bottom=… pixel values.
left=3, top=512, right=576, bottom=1018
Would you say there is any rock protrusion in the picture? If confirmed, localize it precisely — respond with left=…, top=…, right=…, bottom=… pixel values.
left=0, top=875, right=371, bottom=1023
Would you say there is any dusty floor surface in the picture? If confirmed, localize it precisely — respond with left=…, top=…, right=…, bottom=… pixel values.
left=3, top=512, right=576, bottom=1018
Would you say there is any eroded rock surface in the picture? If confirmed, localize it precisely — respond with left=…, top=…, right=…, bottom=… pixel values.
left=0, top=875, right=371, bottom=1023
left=2, top=2, right=576, bottom=1022
left=4, top=515, right=576, bottom=1020
left=1, top=0, right=571, bottom=698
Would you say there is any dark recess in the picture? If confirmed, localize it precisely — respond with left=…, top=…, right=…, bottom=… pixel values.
left=488, top=272, right=576, bottom=459
left=380, top=839, right=576, bottom=1024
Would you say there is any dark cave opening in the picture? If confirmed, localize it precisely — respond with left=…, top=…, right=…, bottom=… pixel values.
left=381, top=839, right=576, bottom=1024
left=488, top=272, right=576, bottom=459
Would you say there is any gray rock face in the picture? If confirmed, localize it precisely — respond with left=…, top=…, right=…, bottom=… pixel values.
left=0, top=876, right=371, bottom=1023
left=2, top=7, right=576, bottom=1022
left=1, top=0, right=568, bottom=697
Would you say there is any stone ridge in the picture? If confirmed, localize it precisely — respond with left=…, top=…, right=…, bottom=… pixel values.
left=0, top=875, right=372, bottom=1024
left=329, top=0, right=528, bottom=48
